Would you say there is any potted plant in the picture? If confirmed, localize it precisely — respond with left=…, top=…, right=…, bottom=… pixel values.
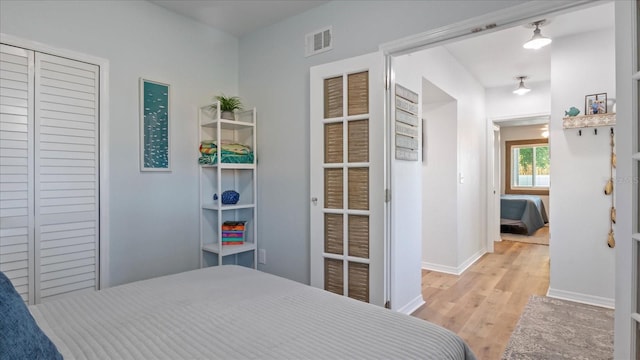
left=210, top=94, right=242, bottom=120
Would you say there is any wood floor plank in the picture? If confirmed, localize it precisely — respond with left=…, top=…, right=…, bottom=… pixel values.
left=412, top=240, right=549, bottom=360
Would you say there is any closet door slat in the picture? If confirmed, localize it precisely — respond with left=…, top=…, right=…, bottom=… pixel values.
left=35, top=53, right=99, bottom=303
left=0, top=44, right=34, bottom=304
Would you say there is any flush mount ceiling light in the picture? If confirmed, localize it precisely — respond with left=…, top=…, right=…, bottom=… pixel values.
left=523, top=20, right=552, bottom=50
left=513, top=76, right=531, bottom=95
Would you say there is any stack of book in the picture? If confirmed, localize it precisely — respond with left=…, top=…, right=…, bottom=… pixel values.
left=221, top=221, right=245, bottom=246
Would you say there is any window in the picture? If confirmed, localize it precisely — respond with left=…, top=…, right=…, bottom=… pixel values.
left=505, top=139, right=549, bottom=195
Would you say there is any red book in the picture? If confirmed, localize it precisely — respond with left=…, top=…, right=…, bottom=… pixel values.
left=222, top=225, right=245, bottom=231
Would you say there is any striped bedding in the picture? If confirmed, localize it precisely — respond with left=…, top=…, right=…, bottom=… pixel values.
left=29, top=265, right=475, bottom=359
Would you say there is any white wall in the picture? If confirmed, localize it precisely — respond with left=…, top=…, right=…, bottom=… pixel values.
left=486, top=81, right=551, bottom=121
left=238, top=0, right=524, bottom=286
left=0, top=1, right=239, bottom=286
left=395, top=47, right=487, bottom=276
left=548, top=28, right=615, bottom=306
left=389, top=79, right=424, bottom=313
left=499, top=125, right=550, bottom=215
left=422, top=99, right=458, bottom=268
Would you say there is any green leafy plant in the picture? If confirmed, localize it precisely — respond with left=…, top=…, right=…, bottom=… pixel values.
left=210, top=94, right=243, bottom=112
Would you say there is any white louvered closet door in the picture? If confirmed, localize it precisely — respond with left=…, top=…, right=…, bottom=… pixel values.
left=0, top=44, right=35, bottom=303
left=34, top=53, right=99, bottom=303
left=0, top=44, right=99, bottom=304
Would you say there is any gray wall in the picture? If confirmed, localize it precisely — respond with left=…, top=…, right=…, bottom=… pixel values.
left=238, top=0, right=524, bottom=284
left=0, top=0, right=239, bottom=286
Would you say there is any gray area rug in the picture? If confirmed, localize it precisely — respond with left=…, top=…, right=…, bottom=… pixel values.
left=502, top=296, right=613, bottom=360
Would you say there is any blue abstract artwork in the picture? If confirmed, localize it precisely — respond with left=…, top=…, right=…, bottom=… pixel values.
left=140, top=79, right=170, bottom=171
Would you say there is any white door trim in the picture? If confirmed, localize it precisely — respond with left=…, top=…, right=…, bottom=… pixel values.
left=485, top=121, right=500, bottom=252
left=1, top=33, right=111, bottom=289
left=613, top=1, right=638, bottom=358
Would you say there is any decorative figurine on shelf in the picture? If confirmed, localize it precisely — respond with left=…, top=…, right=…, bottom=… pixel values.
left=564, top=107, right=580, bottom=117
left=213, top=190, right=240, bottom=205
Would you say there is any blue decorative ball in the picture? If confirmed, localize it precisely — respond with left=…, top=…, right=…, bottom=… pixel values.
left=221, top=190, right=240, bottom=205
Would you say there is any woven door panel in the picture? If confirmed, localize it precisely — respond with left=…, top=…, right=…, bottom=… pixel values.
left=348, top=215, right=369, bottom=258
left=348, top=71, right=368, bottom=116
left=324, top=122, right=343, bottom=163
left=325, top=258, right=344, bottom=295
left=324, top=76, right=343, bottom=119
left=348, top=262, right=369, bottom=302
left=348, top=119, right=368, bottom=163
left=324, top=213, right=343, bottom=255
left=324, top=168, right=343, bottom=209
left=348, top=168, right=369, bottom=210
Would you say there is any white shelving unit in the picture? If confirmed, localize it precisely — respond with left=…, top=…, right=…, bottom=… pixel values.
left=198, top=103, right=257, bottom=268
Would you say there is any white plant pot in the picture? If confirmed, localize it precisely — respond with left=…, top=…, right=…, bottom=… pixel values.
left=221, top=111, right=235, bottom=120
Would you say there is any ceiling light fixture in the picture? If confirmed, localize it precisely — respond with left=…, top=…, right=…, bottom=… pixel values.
left=513, top=76, right=531, bottom=95
left=523, top=20, right=552, bottom=50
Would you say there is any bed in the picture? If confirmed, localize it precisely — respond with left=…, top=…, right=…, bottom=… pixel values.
left=500, top=194, right=549, bottom=235
left=3, top=266, right=476, bottom=359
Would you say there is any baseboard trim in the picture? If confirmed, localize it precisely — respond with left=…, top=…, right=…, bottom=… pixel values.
left=421, top=262, right=459, bottom=275
left=421, top=248, right=487, bottom=276
left=458, top=248, right=486, bottom=274
left=546, top=288, right=615, bottom=309
left=396, top=294, right=425, bottom=315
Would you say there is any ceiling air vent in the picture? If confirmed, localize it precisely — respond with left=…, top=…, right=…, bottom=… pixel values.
left=305, top=26, right=332, bottom=57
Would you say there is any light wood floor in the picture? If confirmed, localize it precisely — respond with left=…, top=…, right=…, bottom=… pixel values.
left=412, top=240, right=549, bottom=360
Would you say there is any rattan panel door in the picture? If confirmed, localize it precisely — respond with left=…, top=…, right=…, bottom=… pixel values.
left=310, top=52, right=385, bottom=306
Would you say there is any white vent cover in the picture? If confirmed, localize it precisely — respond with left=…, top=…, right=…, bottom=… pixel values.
left=305, top=26, right=332, bottom=57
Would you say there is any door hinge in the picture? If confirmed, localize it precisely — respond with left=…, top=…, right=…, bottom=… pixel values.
left=384, top=300, right=391, bottom=309
left=385, top=189, right=391, bottom=203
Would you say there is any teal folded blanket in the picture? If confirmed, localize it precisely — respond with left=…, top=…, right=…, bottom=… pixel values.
left=199, top=151, right=254, bottom=165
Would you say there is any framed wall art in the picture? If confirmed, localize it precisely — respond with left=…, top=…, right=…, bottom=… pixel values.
left=585, top=93, right=607, bottom=115
left=140, top=78, right=171, bottom=171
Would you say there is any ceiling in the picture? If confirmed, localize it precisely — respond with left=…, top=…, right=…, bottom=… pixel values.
left=150, top=0, right=328, bottom=37
left=442, top=2, right=615, bottom=89
left=150, top=1, right=615, bottom=89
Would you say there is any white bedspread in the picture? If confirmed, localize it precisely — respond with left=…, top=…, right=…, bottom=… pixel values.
left=30, top=265, right=475, bottom=359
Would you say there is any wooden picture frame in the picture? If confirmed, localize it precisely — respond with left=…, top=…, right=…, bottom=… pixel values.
left=585, top=93, right=607, bottom=115
left=139, top=78, right=171, bottom=172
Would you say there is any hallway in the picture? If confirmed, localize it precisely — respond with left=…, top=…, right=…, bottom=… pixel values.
left=412, top=241, right=549, bottom=359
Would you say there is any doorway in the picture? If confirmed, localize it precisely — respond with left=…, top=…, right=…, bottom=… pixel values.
left=497, top=119, right=550, bottom=246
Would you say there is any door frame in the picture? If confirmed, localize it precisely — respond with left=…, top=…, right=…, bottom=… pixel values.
left=1, top=33, right=111, bottom=289
left=487, top=122, right=500, bottom=251
left=613, top=1, right=638, bottom=358
left=376, top=0, right=603, bottom=313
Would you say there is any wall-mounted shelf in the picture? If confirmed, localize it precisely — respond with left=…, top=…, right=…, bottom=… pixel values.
left=562, top=113, right=616, bottom=129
